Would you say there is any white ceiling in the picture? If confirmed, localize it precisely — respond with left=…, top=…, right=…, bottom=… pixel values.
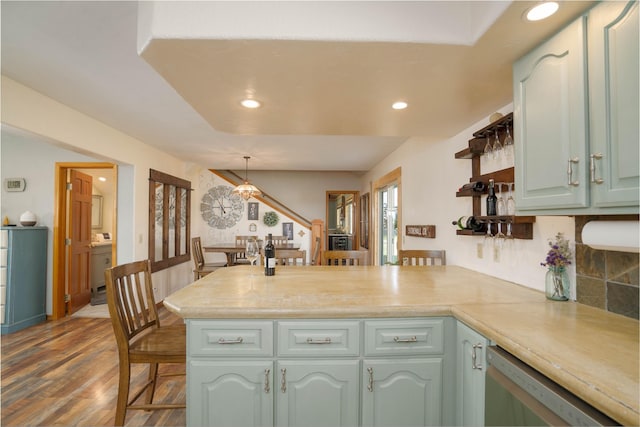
left=1, top=1, right=594, bottom=172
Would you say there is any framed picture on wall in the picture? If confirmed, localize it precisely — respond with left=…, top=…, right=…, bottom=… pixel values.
left=248, top=202, right=259, bottom=220
left=282, top=222, right=294, bottom=240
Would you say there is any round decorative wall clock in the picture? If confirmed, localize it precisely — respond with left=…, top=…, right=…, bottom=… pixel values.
left=201, top=185, right=244, bottom=229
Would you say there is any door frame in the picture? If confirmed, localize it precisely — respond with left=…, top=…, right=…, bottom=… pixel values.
left=371, top=167, right=401, bottom=266
left=52, top=162, right=117, bottom=319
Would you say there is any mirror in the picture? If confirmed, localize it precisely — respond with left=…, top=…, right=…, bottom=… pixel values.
left=91, top=195, right=103, bottom=229
left=326, top=191, right=359, bottom=250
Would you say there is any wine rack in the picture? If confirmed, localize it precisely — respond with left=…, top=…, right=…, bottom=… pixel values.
left=454, top=113, right=535, bottom=239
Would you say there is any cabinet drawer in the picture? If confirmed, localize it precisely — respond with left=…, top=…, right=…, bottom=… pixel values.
left=188, top=320, right=273, bottom=357
left=364, top=319, right=444, bottom=356
left=277, top=320, right=360, bottom=357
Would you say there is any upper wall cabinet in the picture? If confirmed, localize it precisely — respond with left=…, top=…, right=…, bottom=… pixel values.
left=588, top=1, right=639, bottom=208
left=513, top=2, right=639, bottom=215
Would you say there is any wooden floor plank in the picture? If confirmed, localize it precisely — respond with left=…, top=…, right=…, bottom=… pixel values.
left=1, top=306, right=186, bottom=426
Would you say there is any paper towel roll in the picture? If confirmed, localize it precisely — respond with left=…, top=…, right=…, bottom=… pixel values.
left=582, top=221, right=640, bottom=253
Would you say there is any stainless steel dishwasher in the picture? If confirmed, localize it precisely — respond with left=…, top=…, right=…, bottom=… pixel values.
left=485, top=346, right=619, bottom=426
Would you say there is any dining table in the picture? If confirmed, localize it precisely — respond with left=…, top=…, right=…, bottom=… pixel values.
left=204, top=242, right=300, bottom=266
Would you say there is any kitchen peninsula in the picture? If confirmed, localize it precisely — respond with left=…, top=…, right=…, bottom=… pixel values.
left=164, top=266, right=639, bottom=426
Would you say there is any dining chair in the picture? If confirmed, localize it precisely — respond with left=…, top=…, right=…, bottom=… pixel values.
left=234, top=235, right=254, bottom=265
left=398, top=249, right=446, bottom=266
left=192, top=237, right=226, bottom=280
left=311, top=236, right=321, bottom=265
left=323, top=250, right=367, bottom=266
left=276, top=249, right=307, bottom=266
left=104, top=260, right=186, bottom=426
left=266, top=235, right=289, bottom=246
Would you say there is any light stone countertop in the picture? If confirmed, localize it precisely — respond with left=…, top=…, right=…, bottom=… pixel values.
left=163, top=265, right=639, bottom=426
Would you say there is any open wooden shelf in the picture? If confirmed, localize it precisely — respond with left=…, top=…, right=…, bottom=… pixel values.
left=454, top=113, right=535, bottom=240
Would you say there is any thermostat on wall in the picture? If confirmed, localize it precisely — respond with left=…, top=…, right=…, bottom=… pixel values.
left=4, top=178, right=26, bottom=192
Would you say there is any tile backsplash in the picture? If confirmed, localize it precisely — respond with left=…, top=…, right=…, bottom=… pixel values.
left=575, top=215, right=639, bottom=320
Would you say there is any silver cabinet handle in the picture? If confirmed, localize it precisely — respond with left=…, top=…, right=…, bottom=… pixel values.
left=567, top=157, right=580, bottom=187
left=217, top=337, right=243, bottom=344
left=264, top=369, right=270, bottom=394
left=306, top=337, right=332, bottom=344
left=472, top=343, right=483, bottom=370
left=393, top=336, right=417, bottom=343
left=280, top=368, right=287, bottom=393
left=367, top=367, right=374, bottom=392
left=590, top=153, right=604, bottom=184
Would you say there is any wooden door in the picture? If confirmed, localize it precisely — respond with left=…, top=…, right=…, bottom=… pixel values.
left=68, top=170, right=92, bottom=313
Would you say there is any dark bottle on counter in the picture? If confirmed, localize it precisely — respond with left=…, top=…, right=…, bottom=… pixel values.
left=458, top=181, right=486, bottom=193
left=486, top=179, right=497, bottom=216
left=264, top=233, right=276, bottom=276
left=452, top=216, right=485, bottom=232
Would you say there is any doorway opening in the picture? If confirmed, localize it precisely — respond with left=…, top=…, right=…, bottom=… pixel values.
left=379, top=183, right=399, bottom=265
left=372, top=168, right=401, bottom=266
left=325, top=191, right=359, bottom=251
left=52, top=162, right=117, bottom=319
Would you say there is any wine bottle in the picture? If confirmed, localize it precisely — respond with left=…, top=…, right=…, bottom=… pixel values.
left=486, top=179, right=497, bottom=216
left=458, top=181, right=486, bottom=193
left=452, top=216, right=485, bottom=232
left=264, top=233, right=276, bottom=276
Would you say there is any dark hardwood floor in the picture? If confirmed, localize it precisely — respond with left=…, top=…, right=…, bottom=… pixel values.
left=1, top=306, right=186, bottom=426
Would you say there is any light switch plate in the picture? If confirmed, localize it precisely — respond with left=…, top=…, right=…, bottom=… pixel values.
left=477, top=243, right=483, bottom=259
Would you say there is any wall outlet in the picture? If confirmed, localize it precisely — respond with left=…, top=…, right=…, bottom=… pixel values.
left=493, top=246, right=500, bottom=262
left=476, top=243, right=483, bottom=259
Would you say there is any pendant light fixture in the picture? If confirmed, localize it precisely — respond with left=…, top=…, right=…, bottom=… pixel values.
left=232, top=156, right=262, bottom=200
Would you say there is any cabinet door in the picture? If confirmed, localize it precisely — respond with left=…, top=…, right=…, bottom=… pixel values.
left=188, top=360, right=273, bottom=427
left=362, top=358, right=443, bottom=427
left=514, top=16, right=588, bottom=211
left=588, top=1, right=640, bottom=208
left=456, top=322, right=489, bottom=427
left=276, top=360, right=359, bottom=427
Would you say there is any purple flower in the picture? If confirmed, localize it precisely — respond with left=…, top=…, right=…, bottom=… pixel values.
left=541, top=233, right=573, bottom=268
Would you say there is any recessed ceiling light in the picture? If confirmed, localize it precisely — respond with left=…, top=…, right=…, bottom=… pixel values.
left=98, top=176, right=107, bottom=182
left=241, top=99, right=261, bottom=109
left=392, top=101, right=408, bottom=110
left=525, top=2, right=559, bottom=21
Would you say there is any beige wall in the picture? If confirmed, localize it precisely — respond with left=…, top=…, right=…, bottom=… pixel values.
left=361, top=105, right=576, bottom=295
left=1, top=76, right=194, bottom=311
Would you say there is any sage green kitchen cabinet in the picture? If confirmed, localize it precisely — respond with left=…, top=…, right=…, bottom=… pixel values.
left=188, top=360, right=274, bottom=427
left=587, top=0, right=639, bottom=209
left=186, top=320, right=274, bottom=426
left=513, top=16, right=589, bottom=212
left=276, top=360, right=360, bottom=427
left=362, top=358, right=443, bottom=426
left=362, top=318, right=454, bottom=427
left=185, top=318, right=454, bottom=427
left=456, top=322, right=489, bottom=427
left=514, top=2, right=639, bottom=215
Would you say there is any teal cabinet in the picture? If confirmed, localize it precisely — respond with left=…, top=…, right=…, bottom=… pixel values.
left=186, top=318, right=454, bottom=427
left=188, top=360, right=273, bottom=427
left=514, top=2, right=639, bottom=215
left=513, top=16, right=589, bottom=211
left=456, top=322, right=489, bottom=427
left=1, top=227, right=48, bottom=334
left=588, top=1, right=639, bottom=208
left=276, top=360, right=360, bottom=427
left=362, top=358, right=443, bottom=426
